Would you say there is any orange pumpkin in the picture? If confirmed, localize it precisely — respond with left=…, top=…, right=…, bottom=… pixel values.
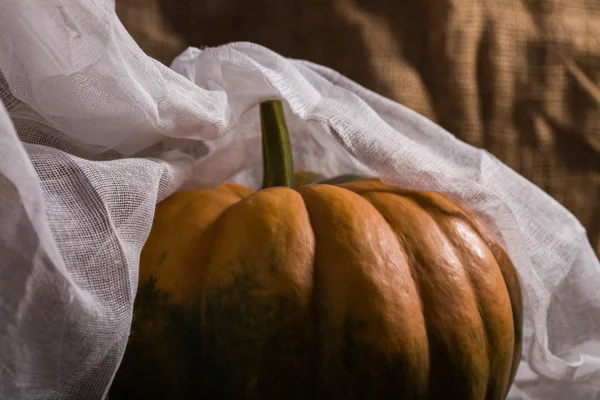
left=111, top=101, right=523, bottom=400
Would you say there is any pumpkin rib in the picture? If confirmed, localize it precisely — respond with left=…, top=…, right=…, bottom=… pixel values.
left=354, top=190, right=433, bottom=384
left=200, top=187, right=318, bottom=399
left=139, top=188, right=243, bottom=303
left=298, top=184, right=430, bottom=399
left=294, top=186, right=327, bottom=397
left=483, top=240, right=524, bottom=398
left=407, top=194, right=504, bottom=397
left=466, top=220, right=523, bottom=396
left=415, top=196, right=523, bottom=400
left=406, top=201, right=492, bottom=400
left=360, top=190, right=494, bottom=399
left=433, top=199, right=524, bottom=397
left=428, top=211, right=515, bottom=400
left=113, top=187, right=245, bottom=399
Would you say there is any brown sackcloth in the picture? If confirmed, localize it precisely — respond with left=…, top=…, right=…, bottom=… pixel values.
left=116, top=0, right=600, bottom=255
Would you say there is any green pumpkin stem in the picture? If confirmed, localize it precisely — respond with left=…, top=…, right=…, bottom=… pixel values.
left=260, top=100, right=295, bottom=189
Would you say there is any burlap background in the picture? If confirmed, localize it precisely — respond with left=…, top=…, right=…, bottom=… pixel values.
left=116, top=0, right=599, bottom=255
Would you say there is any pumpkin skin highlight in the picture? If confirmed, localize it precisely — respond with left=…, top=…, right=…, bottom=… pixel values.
left=111, top=178, right=522, bottom=400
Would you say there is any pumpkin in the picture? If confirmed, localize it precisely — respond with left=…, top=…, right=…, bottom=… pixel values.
left=110, top=101, right=523, bottom=400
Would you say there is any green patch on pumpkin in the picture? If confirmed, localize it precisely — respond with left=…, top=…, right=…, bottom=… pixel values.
left=201, top=262, right=317, bottom=399
left=109, top=276, right=203, bottom=399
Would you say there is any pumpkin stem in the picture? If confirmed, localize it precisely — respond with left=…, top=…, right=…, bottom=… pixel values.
left=260, top=100, right=295, bottom=189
